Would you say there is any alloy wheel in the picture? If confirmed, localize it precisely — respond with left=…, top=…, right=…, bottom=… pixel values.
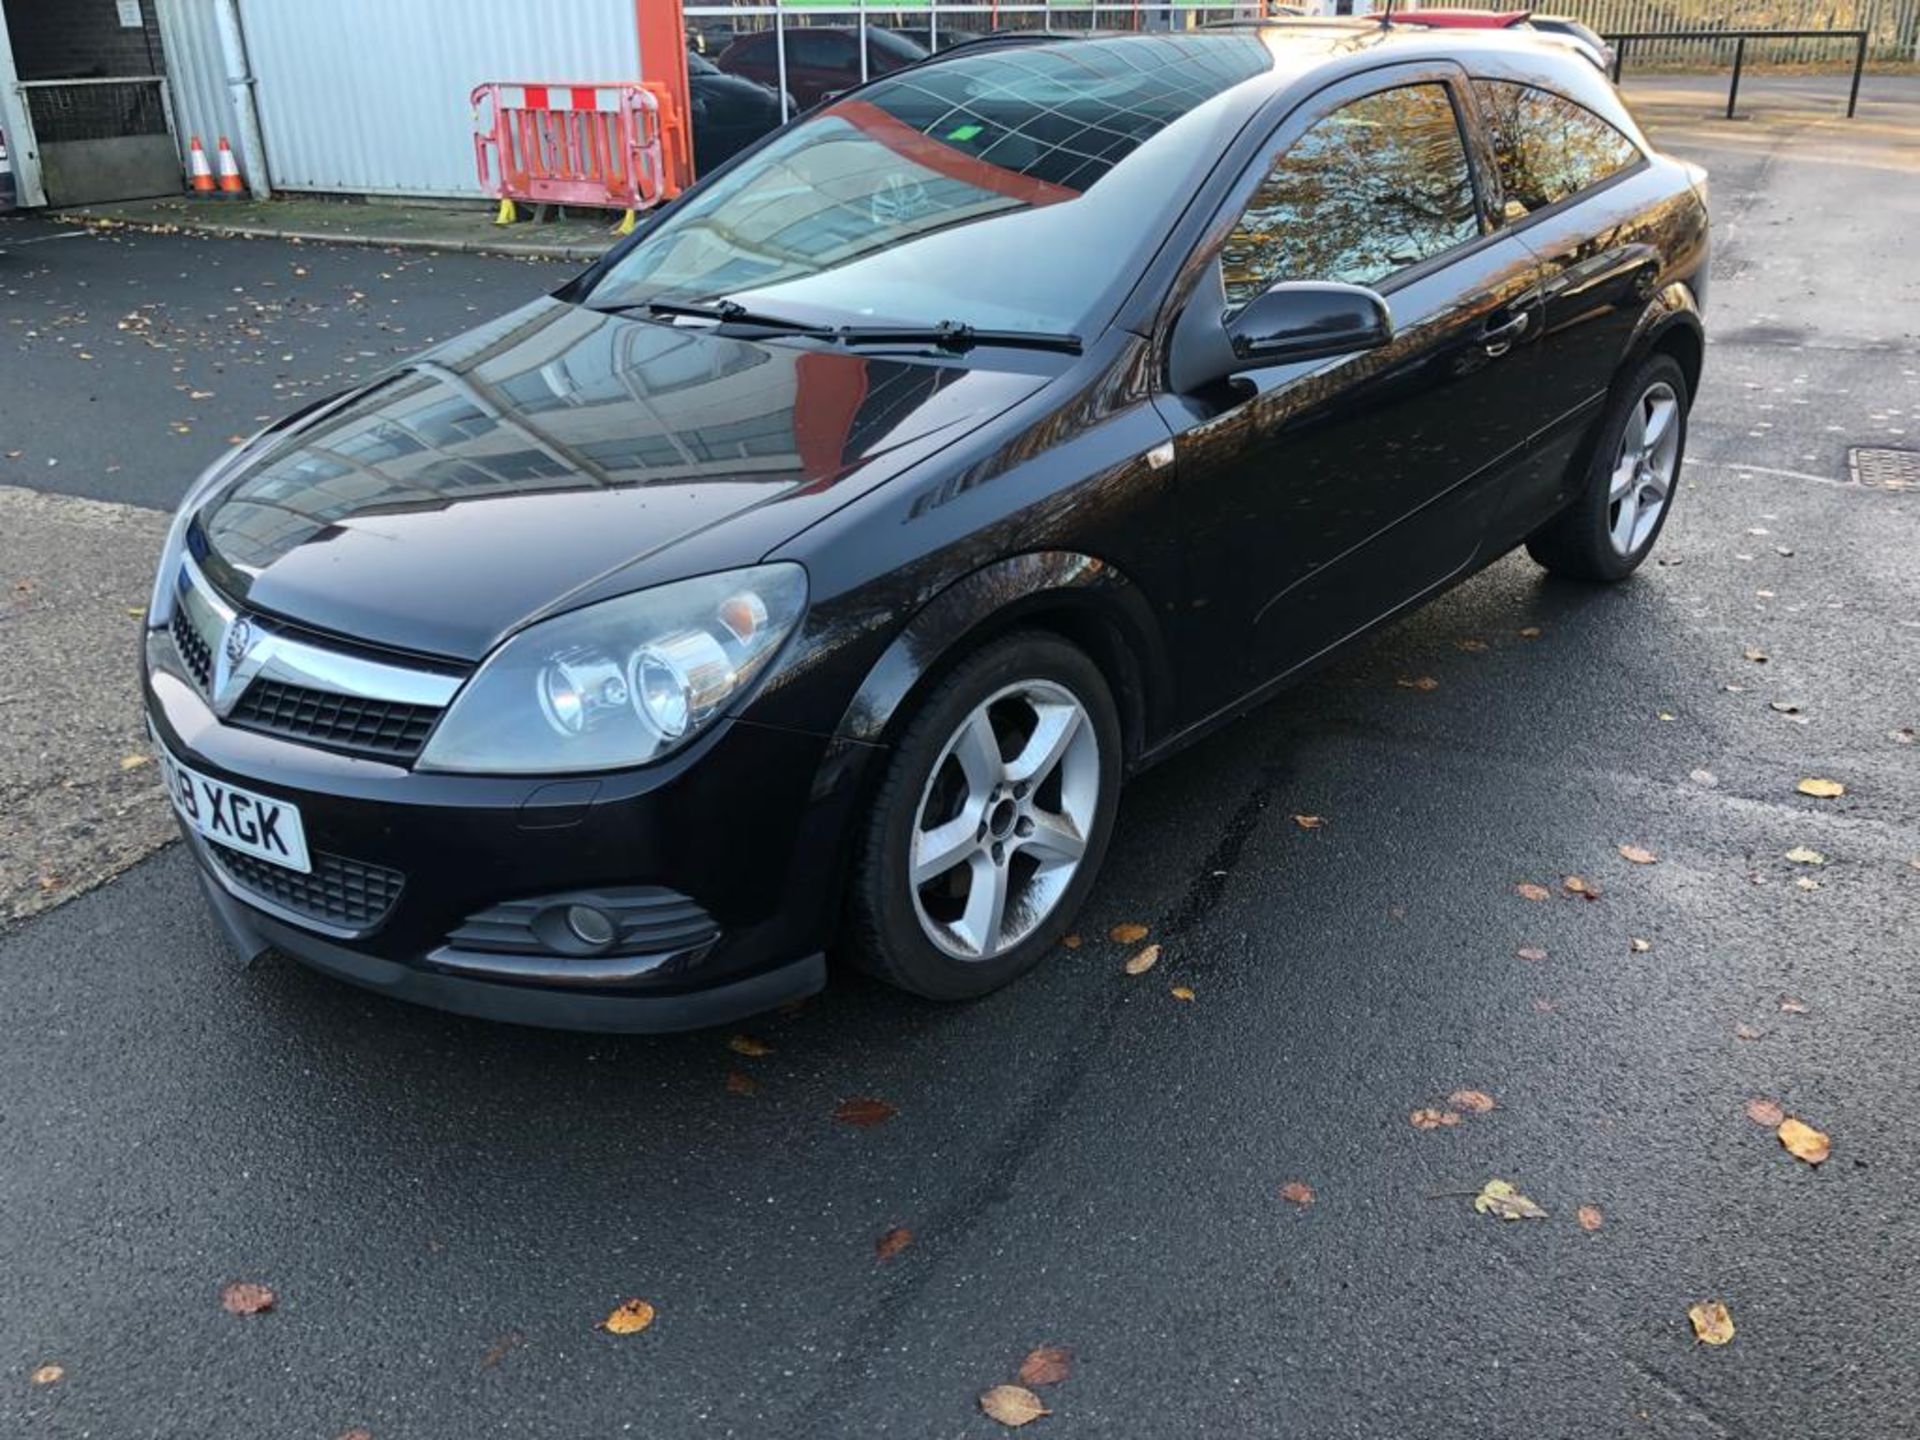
left=908, top=679, right=1100, bottom=961
left=1608, top=379, right=1682, bottom=557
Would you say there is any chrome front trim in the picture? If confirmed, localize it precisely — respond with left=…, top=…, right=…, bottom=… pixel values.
left=174, top=553, right=464, bottom=718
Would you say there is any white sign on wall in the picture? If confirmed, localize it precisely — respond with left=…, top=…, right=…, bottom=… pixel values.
left=117, top=0, right=144, bottom=28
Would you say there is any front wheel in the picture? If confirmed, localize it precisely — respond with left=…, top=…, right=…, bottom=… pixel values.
left=1527, top=354, right=1690, bottom=582
left=847, top=632, right=1122, bottom=1001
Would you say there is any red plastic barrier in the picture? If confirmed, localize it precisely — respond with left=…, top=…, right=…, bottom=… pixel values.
left=472, top=81, right=681, bottom=219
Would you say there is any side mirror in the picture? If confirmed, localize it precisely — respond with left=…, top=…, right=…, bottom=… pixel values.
left=1225, top=281, right=1394, bottom=366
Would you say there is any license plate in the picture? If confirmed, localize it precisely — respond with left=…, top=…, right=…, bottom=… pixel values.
left=155, top=741, right=311, bottom=874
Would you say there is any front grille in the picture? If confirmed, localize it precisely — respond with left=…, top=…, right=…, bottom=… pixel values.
left=229, top=680, right=441, bottom=761
left=208, top=843, right=405, bottom=932
left=171, top=608, right=213, bottom=691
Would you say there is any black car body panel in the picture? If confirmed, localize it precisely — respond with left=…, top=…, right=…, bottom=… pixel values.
left=143, top=27, right=1708, bottom=1030
left=191, top=299, right=1055, bottom=661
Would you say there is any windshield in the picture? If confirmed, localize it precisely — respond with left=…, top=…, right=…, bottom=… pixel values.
left=583, top=36, right=1273, bottom=334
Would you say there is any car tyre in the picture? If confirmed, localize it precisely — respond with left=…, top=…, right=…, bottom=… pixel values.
left=847, top=631, right=1123, bottom=1001
left=1526, top=353, right=1690, bottom=582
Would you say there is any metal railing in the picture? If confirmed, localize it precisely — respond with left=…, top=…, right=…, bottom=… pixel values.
left=1605, top=28, right=1871, bottom=118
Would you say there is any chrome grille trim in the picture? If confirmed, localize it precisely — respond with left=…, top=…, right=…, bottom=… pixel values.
left=167, top=555, right=466, bottom=761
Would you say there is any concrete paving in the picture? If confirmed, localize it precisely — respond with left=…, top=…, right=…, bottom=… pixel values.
left=0, top=72, right=1916, bottom=1440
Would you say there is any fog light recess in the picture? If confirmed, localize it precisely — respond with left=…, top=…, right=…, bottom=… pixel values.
left=565, top=904, right=617, bottom=949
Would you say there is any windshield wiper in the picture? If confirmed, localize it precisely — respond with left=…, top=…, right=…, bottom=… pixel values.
left=835, top=321, right=1082, bottom=356
left=597, top=300, right=1081, bottom=356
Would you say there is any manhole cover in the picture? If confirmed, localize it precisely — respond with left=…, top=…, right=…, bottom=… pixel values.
left=1848, top=447, right=1919, bottom=491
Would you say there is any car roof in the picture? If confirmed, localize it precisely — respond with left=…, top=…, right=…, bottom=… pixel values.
left=918, top=22, right=1599, bottom=93
left=902, top=25, right=1641, bottom=148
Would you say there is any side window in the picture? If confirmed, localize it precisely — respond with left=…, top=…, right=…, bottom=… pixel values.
left=1220, top=83, right=1480, bottom=308
left=788, top=29, right=854, bottom=68
left=1471, top=80, right=1641, bottom=218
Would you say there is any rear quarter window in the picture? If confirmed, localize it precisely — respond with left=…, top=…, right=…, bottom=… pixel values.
left=1471, top=79, right=1641, bottom=218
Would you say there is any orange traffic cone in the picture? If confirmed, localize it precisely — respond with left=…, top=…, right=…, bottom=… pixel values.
left=187, top=136, right=215, bottom=194
left=215, top=137, right=245, bottom=197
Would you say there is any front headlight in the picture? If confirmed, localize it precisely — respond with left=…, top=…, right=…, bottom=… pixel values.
left=417, top=564, right=807, bottom=774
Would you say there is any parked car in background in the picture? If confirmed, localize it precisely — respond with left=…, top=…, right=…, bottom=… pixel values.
left=1, top=125, right=16, bottom=213
left=142, top=27, right=1706, bottom=1032
left=717, top=25, right=928, bottom=109
left=686, top=50, right=790, bottom=174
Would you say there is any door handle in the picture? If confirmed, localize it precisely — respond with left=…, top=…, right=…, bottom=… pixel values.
left=1481, top=310, right=1532, bottom=357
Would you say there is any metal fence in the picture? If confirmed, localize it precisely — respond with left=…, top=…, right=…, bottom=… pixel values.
left=1542, top=0, right=1917, bottom=61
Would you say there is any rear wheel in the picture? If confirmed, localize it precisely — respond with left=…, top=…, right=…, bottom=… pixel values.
left=848, top=632, right=1122, bottom=1001
left=1527, top=354, right=1689, bottom=582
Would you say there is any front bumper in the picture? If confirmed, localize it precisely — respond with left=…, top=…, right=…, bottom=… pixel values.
left=145, top=632, right=848, bottom=1031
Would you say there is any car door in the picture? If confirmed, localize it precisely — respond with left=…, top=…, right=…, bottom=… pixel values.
left=1463, top=77, right=1667, bottom=539
left=1155, top=66, right=1543, bottom=716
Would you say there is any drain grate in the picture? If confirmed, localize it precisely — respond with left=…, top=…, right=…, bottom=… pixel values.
left=1848, top=447, right=1919, bottom=491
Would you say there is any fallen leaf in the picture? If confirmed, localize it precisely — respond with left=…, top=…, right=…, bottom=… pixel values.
left=1169, top=984, right=1195, bottom=1001
left=1778, top=995, right=1809, bottom=1014
left=1577, top=1205, right=1604, bottom=1232
left=1690, top=768, right=1718, bottom=786
left=1017, top=1345, right=1075, bottom=1386
left=834, top=1097, right=898, bottom=1128
left=1279, top=1181, right=1315, bottom=1208
left=220, top=1281, right=275, bottom=1316
left=1531, top=996, right=1558, bottom=1013
left=1688, top=1300, right=1735, bottom=1346
left=875, top=1226, right=913, bottom=1261
left=30, top=1364, right=63, bottom=1386
left=1796, top=777, right=1845, bottom=798
left=724, top=1070, right=758, bottom=1097
left=1794, top=876, right=1822, bottom=891
left=1784, top=846, right=1827, bottom=865
left=1618, top=844, right=1658, bottom=865
left=1778, top=1117, right=1830, bottom=1165
left=599, top=1298, right=655, bottom=1335
left=1472, top=1178, right=1547, bottom=1221
left=1516, top=946, right=1548, bottom=962
left=1563, top=875, right=1601, bottom=899
left=1109, top=922, right=1149, bottom=944
left=1745, top=1097, right=1785, bottom=1127
left=335, top=1431, right=373, bottom=1440
left=1891, top=728, right=1916, bottom=746
left=1292, top=814, right=1325, bottom=829
left=1123, top=944, right=1161, bottom=975
left=1734, top=1023, right=1768, bottom=1041
left=1769, top=700, right=1801, bottom=714
left=1061, top=934, right=1082, bottom=949
left=727, top=1033, right=772, bottom=1057
left=1410, top=1107, right=1461, bottom=1130
left=1448, top=1089, right=1497, bottom=1114
left=1743, top=647, right=1768, bottom=663
left=1630, top=937, right=1652, bottom=953
left=1515, top=883, right=1552, bottom=902
left=1396, top=675, right=1440, bottom=691
left=980, top=1384, right=1050, bottom=1427
left=1454, top=637, right=1489, bottom=652
left=189, top=389, right=215, bottom=400
left=1518, top=625, right=1543, bottom=638
left=119, top=753, right=152, bottom=771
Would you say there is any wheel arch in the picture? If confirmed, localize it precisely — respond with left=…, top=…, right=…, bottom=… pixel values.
left=828, top=551, right=1173, bottom=772
left=1625, top=283, right=1705, bottom=402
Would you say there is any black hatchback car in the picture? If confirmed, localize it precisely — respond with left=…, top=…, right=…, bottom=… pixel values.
left=143, top=26, right=1708, bottom=1030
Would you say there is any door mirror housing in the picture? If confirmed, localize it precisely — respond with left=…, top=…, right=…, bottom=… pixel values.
left=1226, top=281, right=1394, bottom=366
